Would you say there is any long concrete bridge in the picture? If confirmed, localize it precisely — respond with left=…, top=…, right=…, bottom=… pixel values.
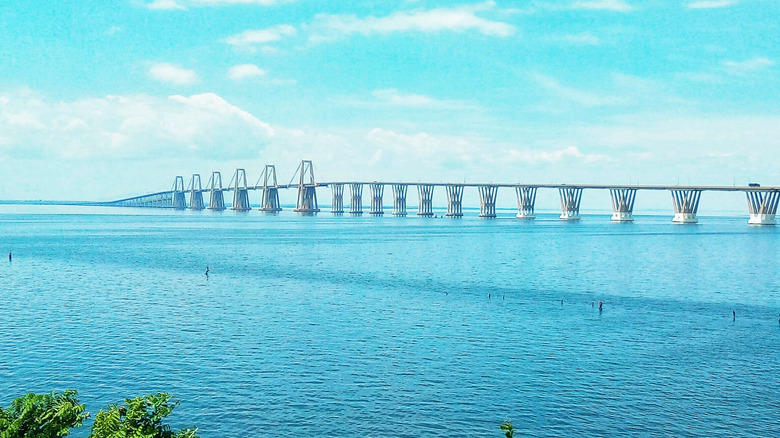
left=104, top=160, right=780, bottom=225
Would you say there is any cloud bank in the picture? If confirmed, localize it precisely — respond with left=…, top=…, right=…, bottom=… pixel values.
left=0, top=91, right=273, bottom=162
left=309, top=2, right=516, bottom=41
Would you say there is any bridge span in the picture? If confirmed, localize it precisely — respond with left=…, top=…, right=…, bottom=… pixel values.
left=103, top=160, right=780, bottom=226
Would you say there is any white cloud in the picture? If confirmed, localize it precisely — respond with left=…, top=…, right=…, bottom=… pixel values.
left=227, top=64, right=267, bottom=80
left=505, top=146, right=608, bottom=165
left=0, top=90, right=273, bottom=162
left=144, top=0, right=285, bottom=9
left=723, top=57, right=774, bottom=75
left=570, top=0, right=634, bottom=12
left=550, top=33, right=600, bottom=45
left=366, top=128, right=472, bottom=159
left=532, top=74, right=629, bottom=107
left=223, top=25, right=297, bottom=47
left=310, top=2, right=516, bottom=41
left=372, top=89, right=438, bottom=107
left=148, top=63, right=199, bottom=85
left=341, top=89, right=473, bottom=110
left=676, top=72, right=725, bottom=83
left=191, top=0, right=280, bottom=4
left=145, top=0, right=186, bottom=10
left=578, top=114, right=780, bottom=159
left=686, top=0, right=736, bottom=9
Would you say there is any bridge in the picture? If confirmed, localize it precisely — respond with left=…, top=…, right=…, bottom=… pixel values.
left=102, top=160, right=780, bottom=226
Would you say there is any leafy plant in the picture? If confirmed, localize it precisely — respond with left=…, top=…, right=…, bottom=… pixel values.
left=499, top=421, right=514, bottom=438
left=0, top=389, right=88, bottom=438
left=89, top=393, right=198, bottom=438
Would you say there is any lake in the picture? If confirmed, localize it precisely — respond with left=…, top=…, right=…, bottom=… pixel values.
left=1, top=205, right=779, bottom=437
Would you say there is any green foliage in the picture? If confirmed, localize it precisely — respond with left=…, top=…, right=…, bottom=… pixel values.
left=0, top=389, right=88, bottom=438
left=89, top=393, right=198, bottom=438
left=499, top=421, right=514, bottom=438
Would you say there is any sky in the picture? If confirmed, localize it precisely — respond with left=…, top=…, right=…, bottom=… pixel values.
left=0, top=0, right=778, bottom=211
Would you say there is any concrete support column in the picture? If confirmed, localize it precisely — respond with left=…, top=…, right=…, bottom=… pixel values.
left=417, top=184, right=434, bottom=217
left=746, top=190, right=779, bottom=225
left=350, top=183, right=363, bottom=215
left=370, top=183, right=384, bottom=215
left=294, top=160, right=320, bottom=213
left=446, top=185, right=464, bottom=217
left=189, top=192, right=204, bottom=210
left=260, top=188, right=280, bottom=212
left=259, top=164, right=281, bottom=212
left=208, top=171, right=226, bottom=211
left=188, top=174, right=205, bottom=210
left=559, top=187, right=583, bottom=220
left=295, top=187, right=319, bottom=212
left=172, top=176, right=186, bottom=210
left=209, top=190, right=225, bottom=211
left=478, top=185, right=498, bottom=218
left=331, top=183, right=344, bottom=214
left=610, top=188, right=636, bottom=222
left=392, top=184, right=408, bottom=216
left=671, top=189, right=701, bottom=223
left=515, top=186, right=537, bottom=219
left=231, top=168, right=251, bottom=211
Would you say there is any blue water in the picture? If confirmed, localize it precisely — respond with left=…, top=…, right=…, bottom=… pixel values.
left=1, top=206, right=779, bottom=437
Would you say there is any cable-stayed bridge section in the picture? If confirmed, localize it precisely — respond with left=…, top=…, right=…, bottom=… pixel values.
left=102, top=160, right=780, bottom=226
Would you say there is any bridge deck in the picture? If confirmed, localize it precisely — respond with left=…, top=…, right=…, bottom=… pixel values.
left=206, top=183, right=779, bottom=192
left=104, top=182, right=778, bottom=207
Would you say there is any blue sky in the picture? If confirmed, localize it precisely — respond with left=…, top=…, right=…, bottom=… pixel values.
left=0, top=0, right=778, bottom=211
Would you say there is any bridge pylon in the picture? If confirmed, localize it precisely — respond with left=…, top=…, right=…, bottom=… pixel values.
left=172, top=176, right=186, bottom=210
left=188, top=174, right=205, bottom=210
left=331, top=183, right=344, bottom=214
left=515, top=187, right=537, bottom=219
left=610, top=188, right=636, bottom=222
left=350, top=183, right=363, bottom=215
left=559, top=187, right=583, bottom=220
left=746, top=190, right=779, bottom=225
left=478, top=185, right=498, bottom=218
left=206, top=171, right=226, bottom=211
left=671, top=189, right=700, bottom=223
left=292, top=160, right=320, bottom=213
left=369, top=183, right=384, bottom=215
left=392, top=184, right=408, bottom=216
left=446, top=185, right=464, bottom=217
left=417, top=184, right=434, bottom=217
left=231, top=168, right=251, bottom=211
left=257, top=165, right=282, bottom=212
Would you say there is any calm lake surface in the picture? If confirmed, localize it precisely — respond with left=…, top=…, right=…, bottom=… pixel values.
left=1, top=206, right=779, bottom=437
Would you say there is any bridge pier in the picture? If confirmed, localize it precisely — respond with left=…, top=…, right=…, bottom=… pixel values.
left=350, top=183, right=363, bottom=215
left=258, top=165, right=281, bottom=212
left=610, top=188, right=636, bottom=222
left=445, top=185, right=464, bottom=217
left=746, top=190, right=779, bottom=225
left=187, top=174, right=204, bottom=210
left=330, top=183, right=344, bottom=214
left=172, top=176, right=186, bottom=210
left=559, top=187, right=583, bottom=220
left=671, top=189, right=701, bottom=223
left=207, top=171, right=225, bottom=211
left=515, top=187, right=537, bottom=219
left=293, top=160, right=320, bottom=213
left=417, top=184, right=434, bottom=217
left=231, top=168, right=251, bottom=211
left=478, top=185, right=498, bottom=218
left=392, top=184, right=408, bottom=216
left=370, top=183, right=384, bottom=215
